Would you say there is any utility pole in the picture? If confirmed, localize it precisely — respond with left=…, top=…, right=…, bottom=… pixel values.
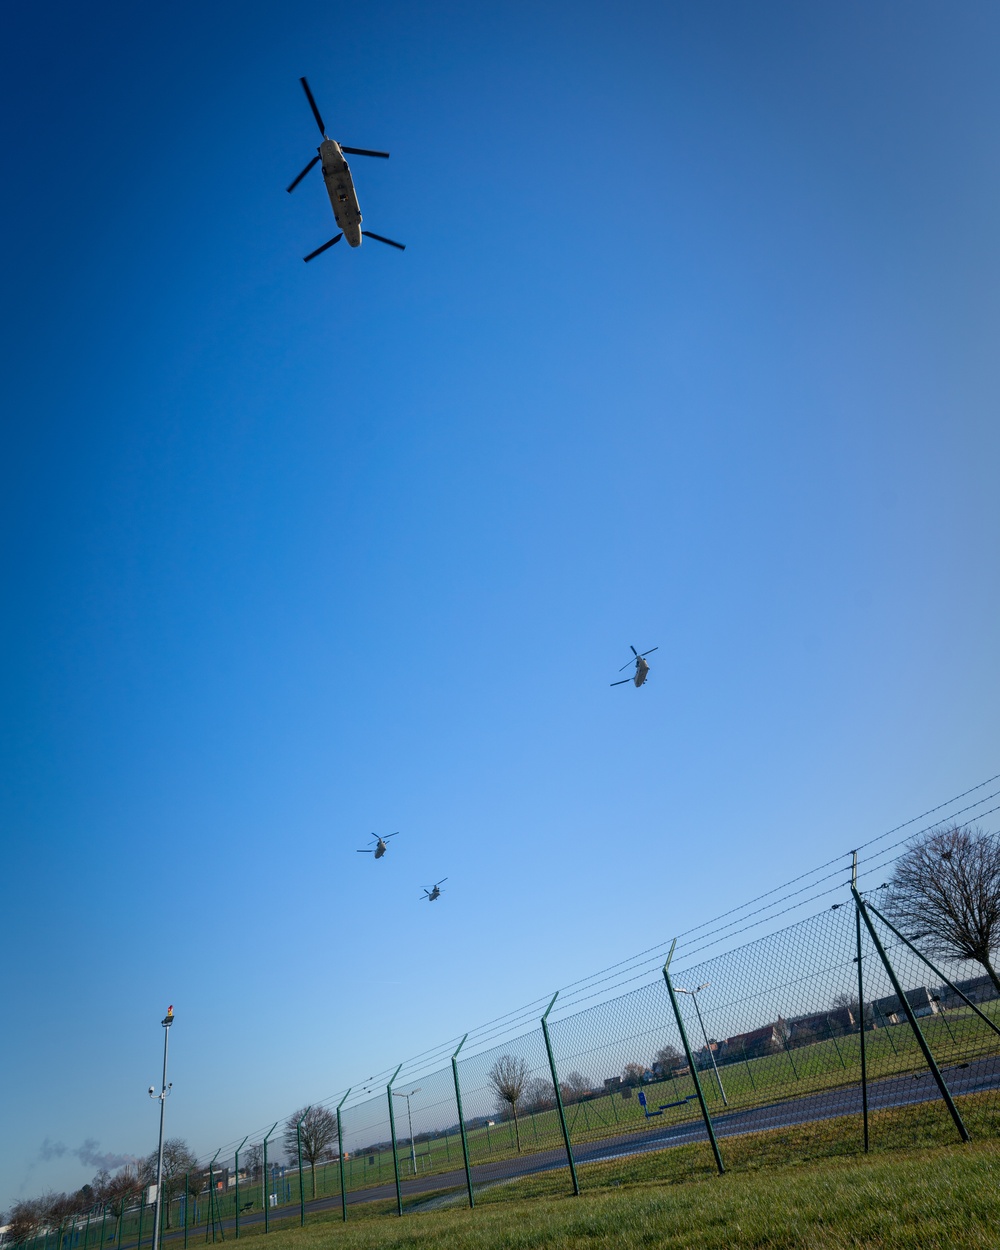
left=675, top=984, right=728, bottom=1105
left=149, top=1007, right=175, bottom=1250
left=391, top=1089, right=422, bottom=1174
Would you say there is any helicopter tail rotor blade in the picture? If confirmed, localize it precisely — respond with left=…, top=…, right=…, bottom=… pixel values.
left=303, top=233, right=343, bottom=262
left=286, top=155, right=321, bottom=193
left=340, top=146, right=390, bottom=158
left=361, top=230, right=406, bottom=250
left=299, top=76, right=327, bottom=137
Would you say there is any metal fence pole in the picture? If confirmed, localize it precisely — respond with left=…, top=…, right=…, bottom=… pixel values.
left=663, top=942, right=725, bottom=1175
left=100, top=1208, right=108, bottom=1250
left=540, top=992, right=580, bottom=1196
left=853, top=854, right=870, bottom=1152
left=386, top=1065, right=404, bottom=1217
left=450, top=1035, right=475, bottom=1209
left=335, top=1089, right=351, bottom=1223
left=853, top=884, right=970, bottom=1142
left=233, top=1137, right=247, bottom=1239
left=183, top=1176, right=188, bottom=1250
left=295, top=1108, right=310, bottom=1226
left=261, top=1124, right=277, bottom=1234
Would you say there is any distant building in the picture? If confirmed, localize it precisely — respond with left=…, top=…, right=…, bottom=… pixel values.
left=719, top=1024, right=784, bottom=1061
left=872, top=987, right=938, bottom=1024
left=937, top=975, right=1000, bottom=1009
left=786, top=1006, right=855, bottom=1044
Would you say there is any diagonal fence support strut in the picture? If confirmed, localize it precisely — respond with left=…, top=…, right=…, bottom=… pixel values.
left=336, top=1089, right=351, bottom=1223
left=386, top=1065, right=404, bottom=1216
left=852, top=885, right=970, bottom=1143
left=663, top=940, right=725, bottom=1174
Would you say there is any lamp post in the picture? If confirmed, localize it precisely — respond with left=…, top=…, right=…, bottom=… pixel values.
left=675, top=984, right=728, bottom=1105
left=391, top=1089, right=422, bottom=1174
left=149, top=1007, right=175, bottom=1250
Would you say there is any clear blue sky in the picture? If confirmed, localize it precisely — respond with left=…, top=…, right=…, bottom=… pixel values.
left=2, top=0, right=999, bottom=1209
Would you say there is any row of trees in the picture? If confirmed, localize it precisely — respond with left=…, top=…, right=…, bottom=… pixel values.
left=4, top=1142, right=200, bottom=1246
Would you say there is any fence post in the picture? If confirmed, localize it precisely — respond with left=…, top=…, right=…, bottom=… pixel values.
left=336, top=1089, right=351, bottom=1223
left=137, top=1192, right=145, bottom=1250
left=261, top=1124, right=277, bottom=1234
left=450, top=1035, right=475, bottom=1209
left=852, top=884, right=970, bottom=1142
left=100, top=1208, right=108, bottom=1250
left=295, top=1108, right=310, bottom=1226
left=663, top=941, right=725, bottom=1175
left=232, top=1137, right=247, bottom=1239
left=182, top=1176, right=188, bottom=1250
left=853, top=853, right=870, bottom=1152
left=540, top=992, right=580, bottom=1196
left=386, top=1065, right=404, bottom=1217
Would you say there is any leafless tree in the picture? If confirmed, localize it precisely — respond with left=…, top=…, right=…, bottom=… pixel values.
left=6, top=1197, right=50, bottom=1245
left=621, top=1062, right=646, bottom=1088
left=888, top=824, right=1000, bottom=995
left=140, top=1140, right=198, bottom=1227
left=243, top=1143, right=263, bottom=1182
left=653, top=1045, right=683, bottom=1073
left=559, top=1071, right=591, bottom=1104
left=521, top=1076, right=555, bottom=1112
left=283, top=1106, right=338, bottom=1199
left=487, top=1056, right=529, bottom=1152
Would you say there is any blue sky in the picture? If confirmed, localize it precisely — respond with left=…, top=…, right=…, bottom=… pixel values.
left=2, top=0, right=999, bottom=1209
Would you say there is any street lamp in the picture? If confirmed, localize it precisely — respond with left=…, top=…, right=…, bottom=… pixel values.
left=149, top=1006, right=175, bottom=1250
left=391, top=1088, right=422, bottom=1174
left=675, top=984, right=728, bottom=1106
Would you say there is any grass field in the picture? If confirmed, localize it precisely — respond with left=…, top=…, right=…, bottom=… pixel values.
left=202, top=1139, right=1000, bottom=1249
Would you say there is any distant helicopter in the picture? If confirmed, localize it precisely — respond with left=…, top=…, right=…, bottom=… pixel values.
left=610, top=645, right=659, bottom=688
left=287, top=77, right=405, bottom=261
left=421, top=879, right=447, bottom=902
left=357, top=833, right=398, bottom=859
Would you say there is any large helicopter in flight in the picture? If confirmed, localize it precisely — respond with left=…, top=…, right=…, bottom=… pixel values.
left=421, top=879, right=447, bottom=903
left=287, top=77, right=406, bottom=261
left=357, top=833, right=398, bottom=859
left=610, top=645, right=659, bottom=688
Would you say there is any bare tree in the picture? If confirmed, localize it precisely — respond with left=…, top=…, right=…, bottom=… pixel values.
left=621, top=1062, right=646, bottom=1087
left=283, top=1106, right=338, bottom=1199
left=243, top=1143, right=263, bottom=1182
left=6, top=1197, right=50, bottom=1245
left=521, top=1076, right=555, bottom=1112
left=559, top=1071, right=591, bottom=1104
left=487, top=1056, right=529, bottom=1152
left=141, top=1140, right=198, bottom=1227
left=888, top=824, right=1000, bottom=995
left=653, top=1046, right=683, bottom=1074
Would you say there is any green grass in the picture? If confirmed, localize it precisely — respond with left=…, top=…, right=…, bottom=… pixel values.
left=202, top=1140, right=1000, bottom=1248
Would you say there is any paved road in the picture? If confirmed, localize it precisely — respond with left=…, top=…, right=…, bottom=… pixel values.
left=151, top=1053, right=1000, bottom=1242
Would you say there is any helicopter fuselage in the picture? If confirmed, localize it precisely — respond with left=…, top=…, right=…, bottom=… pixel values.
left=319, top=139, right=363, bottom=247
left=633, top=658, right=650, bottom=687
left=374, top=840, right=387, bottom=858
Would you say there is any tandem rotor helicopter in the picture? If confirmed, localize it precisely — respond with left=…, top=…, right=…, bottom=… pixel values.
left=421, top=879, right=447, bottom=903
left=287, top=77, right=405, bottom=261
left=357, top=832, right=398, bottom=859
left=610, top=645, right=659, bottom=688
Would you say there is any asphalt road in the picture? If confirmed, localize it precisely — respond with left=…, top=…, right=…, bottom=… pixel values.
left=150, top=1052, right=1000, bottom=1242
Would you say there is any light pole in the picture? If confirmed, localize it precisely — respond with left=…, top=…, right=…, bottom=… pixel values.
left=676, top=984, right=728, bottom=1105
left=149, top=1006, right=175, bottom=1250
left=391, top=1089, right=422, bottom=1174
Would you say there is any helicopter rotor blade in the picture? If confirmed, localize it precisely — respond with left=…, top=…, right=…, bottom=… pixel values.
left=299, top=76, right=327, bottom=137
left=357, top=849, right=373, bottom=853
left=639, top=647, right=659, bottom=658
left=619, top=659, right=637, bottom=672
left=436, top=878, right=448, bottom=886
left=630, top=645, right=638, bottom=657
left=362, top=230, right=406, bottom=250
left=340, top=145, right=390, bottom=159
left=303, top=233, right=343, bottom=262
left=384, top=832, right=399, bottom=839
left=610, top=679, right=631, bottom=686
left=286, top=155, right=320, bottom=194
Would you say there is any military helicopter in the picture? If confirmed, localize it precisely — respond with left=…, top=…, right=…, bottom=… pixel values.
left=421, top=879, right=447, bottom=903
left=610, top=645, right=659, bottom=688
left=287, top=77, right=405, bottom=261
left=357, top=832, right=398, bottom=859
